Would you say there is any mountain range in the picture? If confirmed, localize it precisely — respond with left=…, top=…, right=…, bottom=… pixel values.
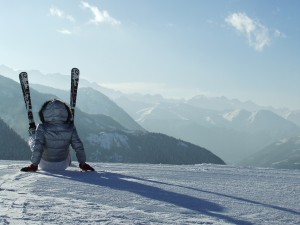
left=116, top=97, right=300, bottom=163
left=0, top=74, right=224, bottom=165
left=1, top=65, right=300, bottom=169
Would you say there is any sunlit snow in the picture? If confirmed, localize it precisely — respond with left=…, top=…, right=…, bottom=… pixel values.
left=1, top=161, right=299, bottom=225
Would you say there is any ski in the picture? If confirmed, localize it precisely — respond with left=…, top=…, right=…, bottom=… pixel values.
left=70, top=68, right=80, bottom=122
left=19, top=72, right=36, bottom=135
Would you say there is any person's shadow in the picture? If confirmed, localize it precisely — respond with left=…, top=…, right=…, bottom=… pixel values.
left=42, top=170, right=254, bottom=225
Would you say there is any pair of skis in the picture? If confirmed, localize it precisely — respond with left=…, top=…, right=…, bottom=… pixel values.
left=19, top=68, right=80, bottom=135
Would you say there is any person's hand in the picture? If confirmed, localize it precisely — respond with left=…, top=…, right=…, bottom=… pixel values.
left=79, top=163, right=95, bottom=171
left=21, top=164, right=38, bottom=172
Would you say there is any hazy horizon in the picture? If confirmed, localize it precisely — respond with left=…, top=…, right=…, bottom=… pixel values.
left=1, top=1, right=300, bottom=109
left=0, top=64, right=299, bottom=111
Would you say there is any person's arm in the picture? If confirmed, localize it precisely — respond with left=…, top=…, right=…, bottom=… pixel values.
left=70, top=126, right=86, bottom=164
left=31, top=124, right=46, bottom=166
left=71, top=126, right=94, bottom=171
left=21, top=124, right=45, bottom=172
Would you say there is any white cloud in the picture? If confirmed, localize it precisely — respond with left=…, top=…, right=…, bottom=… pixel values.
left=274, top=29, right=286, bottom=38
left=81, top=1, right=121, bottom=26
left=50, top=7, right=63, bottom=17
left=57, top=29, right=72, bottom=35
left=49, top=7, right=75, bottom=23
left=225, top=12, right=270, bottom=51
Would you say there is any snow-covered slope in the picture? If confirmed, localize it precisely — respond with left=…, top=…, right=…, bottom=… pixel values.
left=0, top=161, right=299, bottom=225
left=282, top=110, right=300, bottom=127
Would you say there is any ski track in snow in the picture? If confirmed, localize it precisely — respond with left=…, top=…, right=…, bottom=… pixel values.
left=0, top=161, right=299, bottom=225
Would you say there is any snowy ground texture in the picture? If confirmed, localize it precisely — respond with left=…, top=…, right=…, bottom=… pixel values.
left=0, top=161, right=299, bottom=225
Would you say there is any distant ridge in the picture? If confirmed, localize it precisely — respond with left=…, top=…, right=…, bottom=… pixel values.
left=240, top=136, right=300, bottom=170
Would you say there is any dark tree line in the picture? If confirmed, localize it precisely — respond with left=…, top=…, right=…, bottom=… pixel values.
left=0, top=117, right=31, bottom=160
left=84, top=131, right=225, bottom=165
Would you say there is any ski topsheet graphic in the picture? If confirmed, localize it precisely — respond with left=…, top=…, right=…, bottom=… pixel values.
left=19, top=68, right=79, bottom=131
left=70, top=68, right=80, bottom=122
left=19, top=72, right=36, bottom=135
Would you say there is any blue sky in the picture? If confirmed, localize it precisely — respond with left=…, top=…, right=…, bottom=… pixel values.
left=1, top=0, right=300, bottom=109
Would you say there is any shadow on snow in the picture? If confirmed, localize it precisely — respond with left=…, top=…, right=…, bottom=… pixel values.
left=41, top=170, right=254, bottom=225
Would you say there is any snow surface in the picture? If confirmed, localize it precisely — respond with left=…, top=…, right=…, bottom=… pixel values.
left=275, top=138, right=289, bottom=146
left=0, top=161, right=299, bottom=225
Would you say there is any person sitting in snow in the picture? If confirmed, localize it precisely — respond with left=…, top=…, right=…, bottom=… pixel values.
left=21, top=99, right=94, bottom=172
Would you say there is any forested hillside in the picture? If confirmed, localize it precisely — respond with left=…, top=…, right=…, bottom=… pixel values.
left=0, top=117, right=30, bottom=160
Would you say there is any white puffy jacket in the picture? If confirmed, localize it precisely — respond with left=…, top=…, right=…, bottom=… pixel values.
left=30, top=99, right=86, bottom=166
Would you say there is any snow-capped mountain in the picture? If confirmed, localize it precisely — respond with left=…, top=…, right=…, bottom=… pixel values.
left=0, top=74, right=224, bottom=165
left=240, top=136, right=300, bottom=169
left=282, top=110, right=300, bottom=127
left=115, top=96, right=227, bottom=128
left=223, top=109, right=252, bottom=123
left=119, top=98, right=300, bottom=163
left=187, top=94, right=261, bottom=111
left=222, top=109, right=300, bottom=135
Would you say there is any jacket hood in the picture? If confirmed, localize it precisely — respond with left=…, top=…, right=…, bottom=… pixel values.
left=40, top=99, right=72, bottom=123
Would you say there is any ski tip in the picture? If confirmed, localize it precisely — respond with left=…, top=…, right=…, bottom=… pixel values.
left=71, top=68, right=80, bottom=76
left=19, top=72, right=28, bottom=78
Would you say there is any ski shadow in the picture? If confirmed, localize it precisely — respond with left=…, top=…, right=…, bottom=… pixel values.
left=42, top=170, right=253, bottom=225
left=138, top=177, right=300, bottom=216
